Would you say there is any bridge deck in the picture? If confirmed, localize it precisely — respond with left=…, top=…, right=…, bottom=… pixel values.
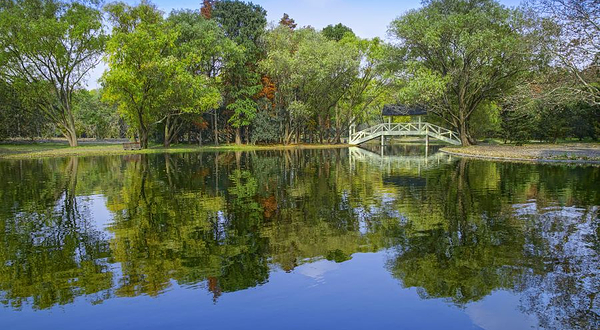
left=349, top=122, right=461, bottom=145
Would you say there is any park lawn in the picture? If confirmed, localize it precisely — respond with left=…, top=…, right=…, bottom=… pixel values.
left=0, top=142, right=350, bottom=160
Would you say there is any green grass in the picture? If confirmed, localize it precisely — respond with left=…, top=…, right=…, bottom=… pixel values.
left=0, top=142, right=350, bottom=160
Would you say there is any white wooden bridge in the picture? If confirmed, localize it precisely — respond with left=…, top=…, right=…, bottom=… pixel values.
left=349, top=122, right=461, bottom=146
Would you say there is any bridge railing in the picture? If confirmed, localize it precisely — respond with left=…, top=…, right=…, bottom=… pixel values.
left=349, top=122, right=461, bottom=145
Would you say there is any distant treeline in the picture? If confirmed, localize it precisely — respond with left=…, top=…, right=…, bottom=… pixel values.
left=0, top=0, right=598, bottom=147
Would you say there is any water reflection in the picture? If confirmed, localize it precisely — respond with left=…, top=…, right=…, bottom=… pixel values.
left=0, top=148, right=598, bottom=329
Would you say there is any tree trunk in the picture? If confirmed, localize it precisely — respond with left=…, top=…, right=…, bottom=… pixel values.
left=458, top=117, right=472, bottom=146
left=235, top=127, right=242, bottom=145
left=65, top=129, right=78, bottom=147
left=213, top=110, right=219, bottom=145
left=139, top=128, right=149, bottom=149
left=63, top=121, right=78, bottom=147
left=164, top=117, right=172, bottom=148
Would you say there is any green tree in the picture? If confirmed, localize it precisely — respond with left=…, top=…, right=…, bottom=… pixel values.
left=73, top=89, right=121, bottom=140
left=322, top=23, right=355, bottom=42
left=389, top=0, right=543, bottom=145
left=163, top=10, right=236, bottom=147
left=336, top=35, right=395, bottom=142
left=213, top=0, right=267, bottom=144
left=103, top=2, right=218, bottom=149
left=102, top=1, right=172, bottom=148
left=260, top=27, right=359, bottom=144
left=0, top=0, right=106, bottom=146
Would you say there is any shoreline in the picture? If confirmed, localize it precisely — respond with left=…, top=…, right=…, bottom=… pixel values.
left=0, top=143, right=351, bottom=160
left=2, top=141, right=600, bottom=165
left=440, top=144, right=600, bottom=165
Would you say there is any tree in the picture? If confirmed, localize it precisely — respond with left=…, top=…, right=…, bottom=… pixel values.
left=73, top=89, right=121, bottom=140
left=102, top=1, right=171, bottom=148
left=0, top=79, right=48, bottom=140
left=279, top=13, right=297, bottom=30
left=0, top=0, right=106, bottom=146
left=259, top=27, right=360, bottom=144
left=159, top=10, right=227, bottom=147
left=335, top=36, right=396, bottom=142
left=322, top=23, right=355, bottom=42
left=389, top=0, right=543, bottom=145
left=213, top=0, right=267, bottom=145
left=529, top=0, right=599, bottom=106
left=172, top=7, right=239, bottom=146
left=200, top=0, right=216, bottom=19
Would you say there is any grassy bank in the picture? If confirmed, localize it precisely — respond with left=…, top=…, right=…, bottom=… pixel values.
left=0, top=142, right=350, bottom=160
left=441, top=143, right=600, bottom=164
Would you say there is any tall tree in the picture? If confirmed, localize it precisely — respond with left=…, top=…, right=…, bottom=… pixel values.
left=389, top=0, right=543, bottom=145
left=0, top=0, right=106, bottom=146
left=335, top=36, right=395, bottom=143
left=102, top=1, right=172, bottom=149
left=159, top=10, right=228, bottom=147
left=213, top=0, right=267, bottom=144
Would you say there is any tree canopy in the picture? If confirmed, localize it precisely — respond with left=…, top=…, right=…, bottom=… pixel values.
left=389, top=0, right=545, bottom=145
left=0, top=0, right=106, bottom=146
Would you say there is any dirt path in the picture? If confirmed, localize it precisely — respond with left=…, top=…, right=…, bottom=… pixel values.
left=441, top=143, right=600, bottom=164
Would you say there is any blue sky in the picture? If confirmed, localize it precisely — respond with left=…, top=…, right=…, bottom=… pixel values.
left=88, top=0, right=524, bottom=88
left=142, top=0, right=524, bottom=39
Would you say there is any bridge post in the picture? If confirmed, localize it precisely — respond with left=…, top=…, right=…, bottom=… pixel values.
left=425, top=126, right=429, bottom=149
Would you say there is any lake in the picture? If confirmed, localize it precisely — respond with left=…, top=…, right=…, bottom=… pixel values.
left=0, top=146, right=598, bottom=330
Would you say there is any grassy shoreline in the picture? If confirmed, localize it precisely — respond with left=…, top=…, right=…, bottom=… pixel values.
left=441, top=143, right=600, bottom=165
left=2, top=141, right=600, bottom=165
left=0, top=142, right=350, bottom=160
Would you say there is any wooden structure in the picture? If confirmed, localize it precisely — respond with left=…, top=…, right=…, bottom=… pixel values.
left=122, top=142, right=141, bottom=150
left=349, top=104, right=461, bottom=146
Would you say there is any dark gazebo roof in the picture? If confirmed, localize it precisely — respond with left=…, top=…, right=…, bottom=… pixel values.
left=382, top=104, right=427, bottom=116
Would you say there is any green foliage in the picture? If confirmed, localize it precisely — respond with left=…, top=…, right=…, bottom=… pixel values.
left=389, top=0, right=544, bottom=145
left=102, top=1, right=172, bottom=148
left=322, top=23, right=355, bottom=41
left=0, top=0, right=106, bottom=146
left=73, top=89, right=121, bottom=139
left=0, top=80, right=47, bottom=140
left=212, top=0, right=267, bottom=142
left=259, top=27, right=362, bottom=143
left=469, top=102, right=501, bottom=139
left=103, top=3, right=222, bottom=148
left=251, top=110, right=281, bottom=144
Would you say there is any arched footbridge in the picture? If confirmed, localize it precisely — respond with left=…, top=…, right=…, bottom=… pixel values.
left=349, top=122, right=461, bottom=146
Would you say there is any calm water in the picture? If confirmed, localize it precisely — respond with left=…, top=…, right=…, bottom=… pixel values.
left=0, top=147, right=598, bottom=330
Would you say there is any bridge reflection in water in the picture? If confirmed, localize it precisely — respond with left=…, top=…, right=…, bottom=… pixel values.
left=349, top=145, right=455, bottom=174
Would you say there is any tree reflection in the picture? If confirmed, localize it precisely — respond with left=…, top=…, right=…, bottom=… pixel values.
left=0, top=150, right=597, bottom=329
left=0, top=157, right=112, bottom=310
